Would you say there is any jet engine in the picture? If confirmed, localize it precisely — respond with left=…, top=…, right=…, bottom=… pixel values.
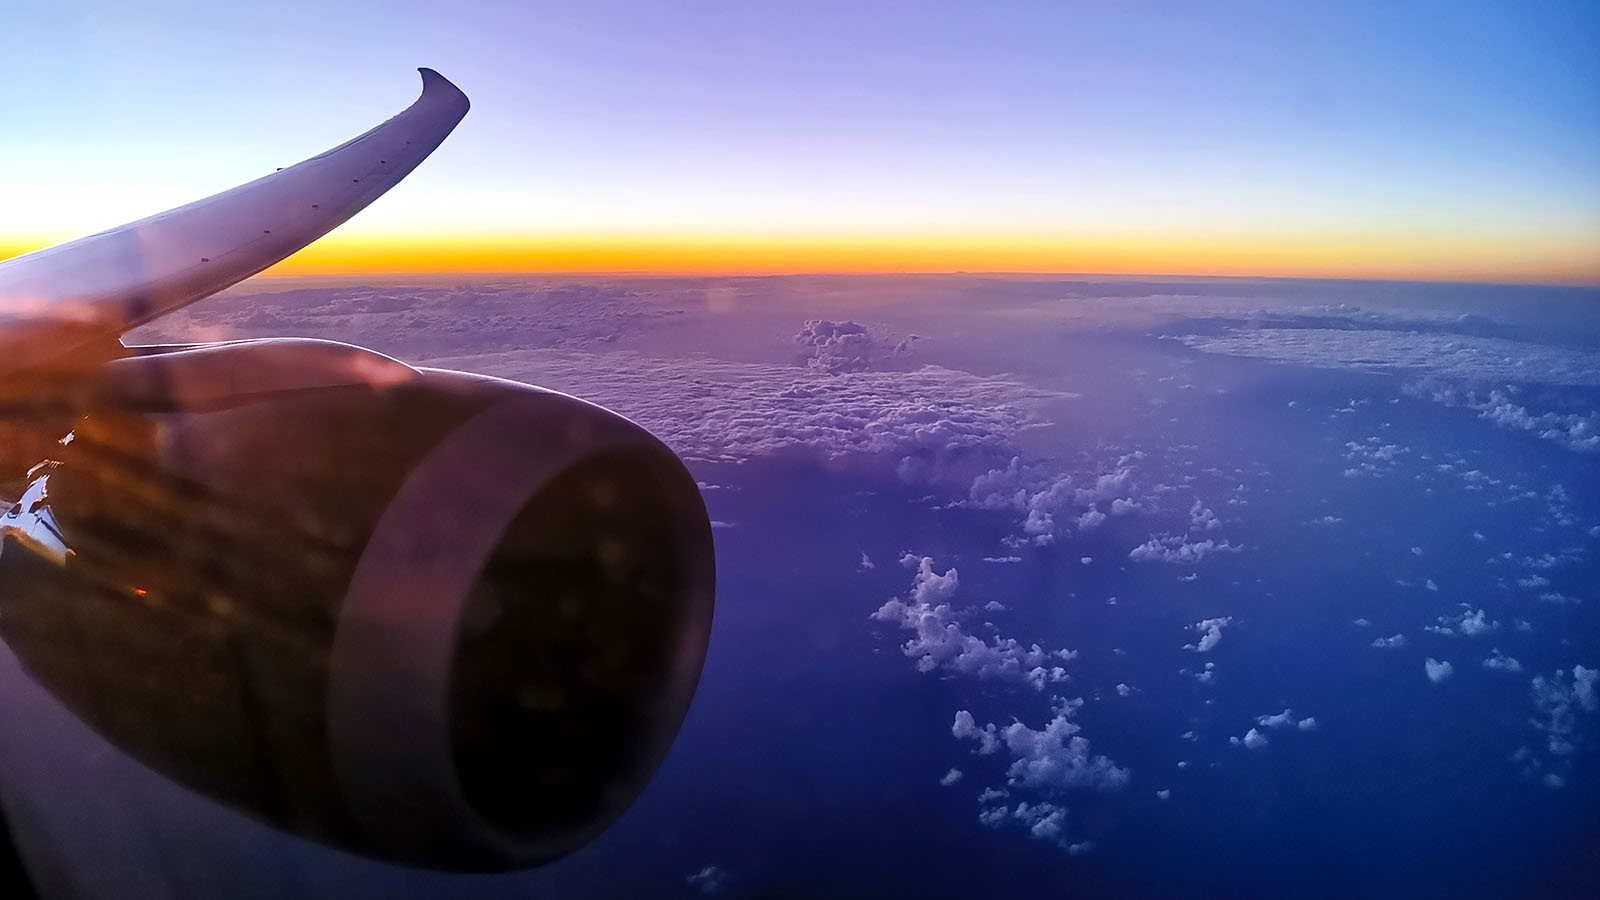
left=0, top=340, right=715, bottom=871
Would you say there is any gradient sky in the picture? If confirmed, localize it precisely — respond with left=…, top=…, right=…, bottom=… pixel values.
left=3, top=1, right=1597, bottom=282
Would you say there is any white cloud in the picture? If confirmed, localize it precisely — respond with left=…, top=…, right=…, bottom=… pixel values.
left=873, top=558, right=1073, bottom=689
left=1115, top=683, right=1132, bottom=697
left=858, top=551, right=875, bottom=570
left=1483, top=649, right=1523, bottom=673
left=1425, top=658, right=1455, bottom=683
left=1130, top=535, right=1242, bottom=564
left=1370, top=634, right=1407, bottom=649
left=1188, top=499, right=1221, bottom=532
left=1527, top=666, right=1600, bottom=776
left=687, top=865, right=730, bottom=896
left=977, top=801, right=1091, bottom=852
left=1184, top=617, right=1233, bottom=653
left=1076, top=508, right=1108, bottom=531
left=967, top=456, right=1147, bottom=545
left=953, top=710, right=1001, bottom=755
left=1419, top=386, right=1600, bottom=454
left=422, top=348, right=1066, bottom=472
left=1229, top=728, right=1268, bottom=750
left=1352, top=618, right=1372, bottom=627
left=940, top=768, right=965, bottom=787
left=953, top=698, right=1130, bottom=792
left=1181, top=327, right=1600, bottom=395
left=793, top=319, right=916, bottom=374
left=1255, top=709, right=1296, bottom=729
left=1255, top=708, right=1316, bottom=731
left=1013, top=801, right=1067, bottom=842
left=977, top=787, right=1008, bottom=804
left=1156, top=789, right=1171, bottom=800
left=1428, top=606, right=1497, bottom=638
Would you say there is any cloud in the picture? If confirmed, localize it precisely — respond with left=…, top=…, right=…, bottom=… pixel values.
left=138, top=281, right=690, bottom=356
left=420, top=348, right=1066, bottom=473
left=1415, top=386, right=1600, bottom=454
left=1370, top=634, right=1407, bottom=649
left=873, top=557, right=1074, bottom=688
left=953, top=698, right=1131, bottom=793
left=794, top=319, right=915, bottom=374
left=1427, top=606, right=1498, bottom=638
left=954, top=711, right=1001, bottom=755
left=858, top=551, right=875, bottom=570
left=687, top=865, right=730, bottom=896
left=1229, top=728, right=1268, bottom=750
left=1526, top=666, right=1600, bottom=775
left=977, top=801, right=1085, bottom=851
left=966, top=455, right=1146, bottom=546
left=1189, top=499, right=1221, bottom=531
left=1184, top=617, right=1233, bottom=653
left=1425, top=658, right=1455, bottom=683
left=1181, top=326, right=1600, bottom=394
left=1115, top=683, right=1132, bottom=697
left=1130, top=535, right=1242, bottom=564
left=1483, top=649, right=1524, bottom=673
left=1256, top=708, right=1316, bottom=730
left=940, top=768, right=965, bottom=787
left=1352, top=618, right=1372, bottom=627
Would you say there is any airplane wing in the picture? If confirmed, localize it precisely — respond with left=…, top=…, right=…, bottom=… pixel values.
left=0, top=68, right=469, bottom=377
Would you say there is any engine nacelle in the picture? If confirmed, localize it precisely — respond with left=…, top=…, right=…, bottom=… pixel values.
left=0, top=365, right=715, bottom=871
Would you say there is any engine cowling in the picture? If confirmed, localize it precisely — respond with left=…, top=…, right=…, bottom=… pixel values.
left=0, top=365, right=715, bottom=871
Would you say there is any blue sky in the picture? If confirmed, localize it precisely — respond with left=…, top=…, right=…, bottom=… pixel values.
left=3, top=1, right=1597, bottom=280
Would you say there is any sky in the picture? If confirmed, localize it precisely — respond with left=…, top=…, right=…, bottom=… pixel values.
left=2, top=0, right=1597, bottom=283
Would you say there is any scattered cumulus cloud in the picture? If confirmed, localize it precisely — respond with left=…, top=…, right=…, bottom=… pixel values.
left=1522, top=665, right=1600, bottom=781
left=1426, top=606, right=1497, bottom=637
left=953, top=698, right=1131, bottom=792
left=1130, top=535, right=1242, bottom=564
left=872, top=556, right=1074, bottom=689
left=1483, top=650, right=1523, bottom=673
left=1230, top=728, right=1268, bottom=750
left=687, top=865, right=730, bottom=896
left=1185, top=617, right=1233, bottom=653
left=1425, top=658, right=1455, bottom=683
left=1255, top=708, right=1316, bottom=730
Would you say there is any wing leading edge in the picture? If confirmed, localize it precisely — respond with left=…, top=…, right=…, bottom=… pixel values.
left=0, top=68, right=469, bottom=376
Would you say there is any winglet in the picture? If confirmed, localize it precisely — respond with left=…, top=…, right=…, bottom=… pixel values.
left=0, top=69, right=472, bottom=376
left=419, top=67, right=470, bottom=115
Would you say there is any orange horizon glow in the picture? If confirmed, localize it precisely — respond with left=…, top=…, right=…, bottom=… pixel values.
left=3, top=231, right=1598, bottom=288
